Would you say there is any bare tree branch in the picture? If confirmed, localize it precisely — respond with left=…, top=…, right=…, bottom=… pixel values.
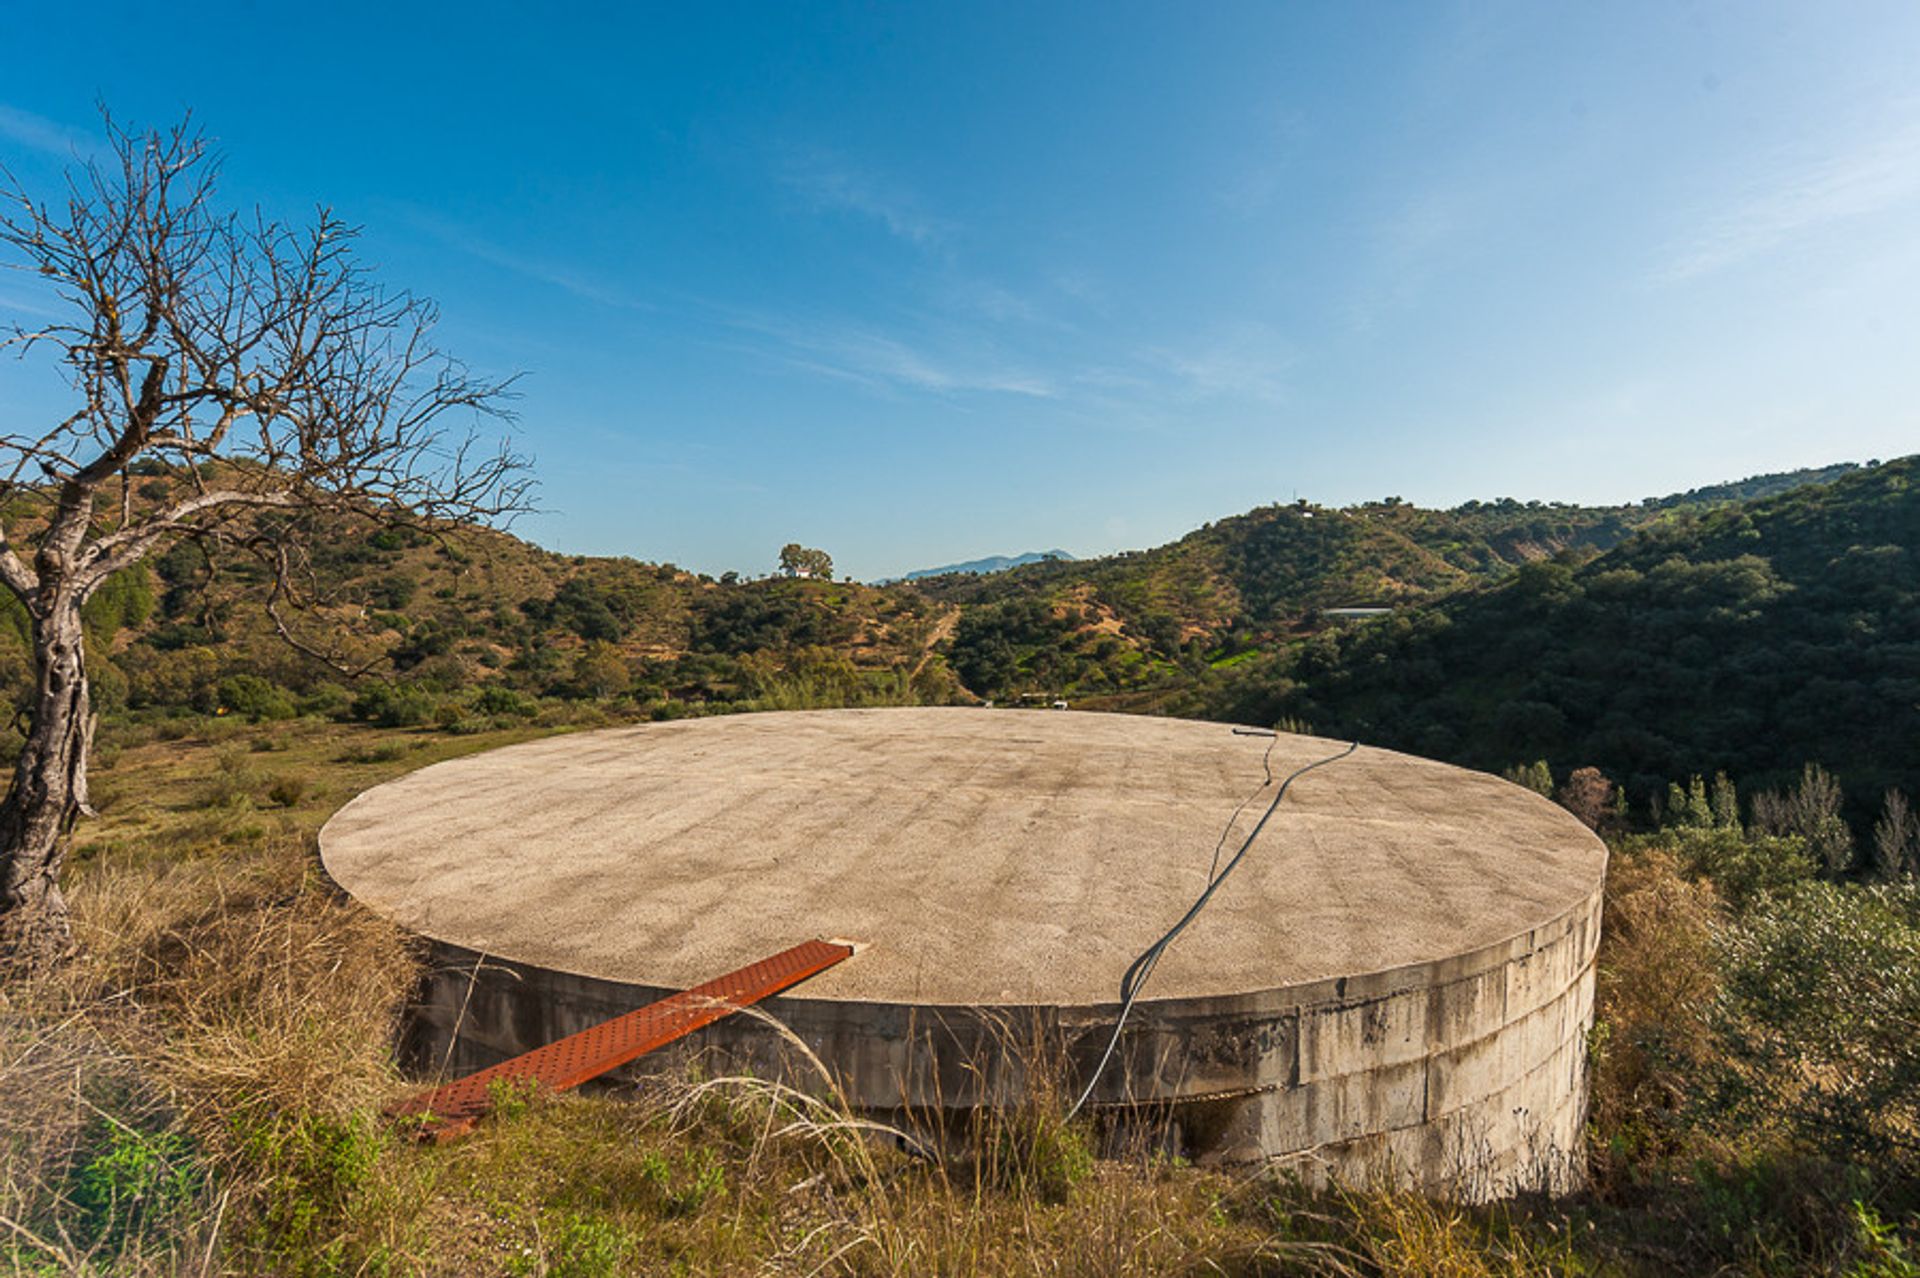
left=0, top=109, right=534, bottom=966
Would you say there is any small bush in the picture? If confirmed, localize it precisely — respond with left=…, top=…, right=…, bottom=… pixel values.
left=298, top=682, right=354, bottom=719
left=197, top=749, right=263, bottom=809
left=228, top=1109, right=383, bottom=1274
left=532, top=1212, right=639, bottom=1278
left=1639, top=824, right=1816, bottom=913
left=474, top=684, right=536, bottom=718
left=983, top=1105, right=1094, bottom=1205
left=442, top=714, right=500, bottom=735
left=66, top=1120, right=202, bottom=1252
left=335, top=740, right=409, bottom=765
left=265, top=774, right=310, bottom=807
left=216, top=673, right=298, bottom=722
left=349, top=682, right=437, bottom=728
left=1709, top=880, right=1920, bottom=1161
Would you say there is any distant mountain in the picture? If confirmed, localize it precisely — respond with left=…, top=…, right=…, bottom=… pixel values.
left=897, top=550, right=1074, bottom=581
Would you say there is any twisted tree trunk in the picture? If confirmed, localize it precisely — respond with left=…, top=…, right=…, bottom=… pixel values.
left=0, top=601, right=92, bottom=969
left=0, top=113, right=529, bottom=973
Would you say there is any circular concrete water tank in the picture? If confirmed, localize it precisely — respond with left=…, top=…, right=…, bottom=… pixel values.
left=321, top=707, right=1605, bottom=1197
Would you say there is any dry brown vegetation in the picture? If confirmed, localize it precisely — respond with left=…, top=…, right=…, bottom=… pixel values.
left=2, top=717, right=1915, bottom=1275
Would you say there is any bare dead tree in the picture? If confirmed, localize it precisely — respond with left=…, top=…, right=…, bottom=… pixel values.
left=1875, top=789, right=1917, bottom=880
left=1554, top=765, right=1615, bottom=833
left=0, top=115, right=531, bottom=968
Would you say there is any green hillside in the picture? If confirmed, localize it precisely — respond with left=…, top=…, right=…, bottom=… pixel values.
left=912, top=464, right=1860, bottom=703
left=1199, top=456, right=1919, bottom=827
left=0, top=493, right=963, bottom=740
left=8, top=457, right=1891, bottom=814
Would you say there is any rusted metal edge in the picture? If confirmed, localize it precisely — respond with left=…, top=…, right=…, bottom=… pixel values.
left=386, top=938, right=854, bottom=1142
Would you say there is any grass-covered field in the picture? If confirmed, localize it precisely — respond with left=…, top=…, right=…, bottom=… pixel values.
left=2, top=714, right=1915, bottom=1275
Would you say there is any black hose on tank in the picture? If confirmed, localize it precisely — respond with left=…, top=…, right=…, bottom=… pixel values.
left=1064, top=735, right=1358, bottom=1122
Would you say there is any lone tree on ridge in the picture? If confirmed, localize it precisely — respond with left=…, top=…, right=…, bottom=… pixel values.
left=778, top=543, right=832, bottom=580
left=0, top=116, right=531, bottom=968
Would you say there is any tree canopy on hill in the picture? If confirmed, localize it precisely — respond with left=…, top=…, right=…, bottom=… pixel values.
left=1204, top=457, right=1919, bottom=831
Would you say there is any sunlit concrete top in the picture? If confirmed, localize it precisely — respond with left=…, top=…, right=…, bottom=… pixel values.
left=319, top=708, right=1606, bottom=1006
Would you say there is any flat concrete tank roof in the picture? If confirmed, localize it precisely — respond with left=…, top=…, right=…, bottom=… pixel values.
left=322, top=708, right=1599, bottom=1002
left=322, top=707, right=1608, bottom=1195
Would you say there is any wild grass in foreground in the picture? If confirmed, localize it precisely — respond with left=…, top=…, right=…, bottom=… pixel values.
left=1, top=716, right=1915, bottom=1274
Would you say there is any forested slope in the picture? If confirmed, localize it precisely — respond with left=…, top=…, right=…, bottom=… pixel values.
left=917, top=464, right=1861, bottom=701
left=1202, top=457, right=1917, bottom=820
left=0, top=477, right=957, bottom=737
left=4, top=456, right=1893, bottom=814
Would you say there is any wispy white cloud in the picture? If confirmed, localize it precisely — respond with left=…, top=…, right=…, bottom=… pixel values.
left=0, top=104, right=93, bottom=158
left=723, top=309, right=1055, bottom=399
left=399, top=209, right=654, bottom=310
left=1660, top=116, right=1920, bottom=282
left=1215, top=108, right=1312, bottom=215
left=939, top=277, right=1046, bottom=325
left=1146, top=323, right=1297, bottom=404
left=777, top=149, right=954, bottom=248
left=1344, top=184, right=1484, bottom=333
left=0, top=287, right=68, bottom=321
left=717, top=301, right=1308, bottom=417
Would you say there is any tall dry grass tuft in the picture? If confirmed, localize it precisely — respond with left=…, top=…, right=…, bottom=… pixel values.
left=3, top=822, right=427, bottom=1274
left=36, top=834, right=409, bottom=1124
left=643, top=1003, right=1287, bottom=1276
left=1307, top=1184, right=1586, bottom=1277
left=0, top=1015, right=216, bottom=1275
left=1589, top=846, right=1724, bottom=1186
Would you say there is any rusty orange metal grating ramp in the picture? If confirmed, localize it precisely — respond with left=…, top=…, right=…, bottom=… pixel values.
left=387, top=938, right=854, bottom=1142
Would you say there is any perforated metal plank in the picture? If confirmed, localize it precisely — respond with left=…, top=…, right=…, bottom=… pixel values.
left=387, top=938, right=853, bottom=1142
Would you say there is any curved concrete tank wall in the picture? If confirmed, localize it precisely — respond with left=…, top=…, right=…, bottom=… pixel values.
left=326, top=709, right=1605, bottom=1200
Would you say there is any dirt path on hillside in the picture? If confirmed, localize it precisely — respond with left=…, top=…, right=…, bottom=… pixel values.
left=912, top=606, right=961, bottom=678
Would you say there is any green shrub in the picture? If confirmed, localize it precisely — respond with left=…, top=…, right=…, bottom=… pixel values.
left=1643, top=824, right=1816, bottom=913
left=1849, top=1201, right=1920, bottom=1278
left=81, top=564, right=156, bottom=638
left=295, top=682, right=353, bottom=719
left=66, top=1120, right=201, bottom=1252
left=474, top=684, right=536, bottom=717
left=229, top=1109, right=383, bottom=1275
left=335, top=740, right=409, bottom=764
left=530, top=1212, right=638, bottom=1278
left=265, top=774, right=310, bottom=807
left=217, top=674, right=297, bottom=722
left=1503, top=759, right=1555, bottom=797
left=970, top=1103, right=1095, bottom=1206
left=1709, top=880, right=1920, bottom=1161
left=366, top=572, right=418, bottom=610
left=199, top=749, right=263, bottom=809
left=442, top=714, right=499, bottom=735
left=349, top=682, right=437, bottom=728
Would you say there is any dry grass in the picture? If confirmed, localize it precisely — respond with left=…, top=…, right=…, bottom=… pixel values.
left=1588, top=846, right=1725, bottom=1184
left=1, top=716, right=1912, bottom=1275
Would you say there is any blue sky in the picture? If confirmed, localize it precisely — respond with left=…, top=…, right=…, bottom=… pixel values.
left=3, top=2, right=1918, bottom=580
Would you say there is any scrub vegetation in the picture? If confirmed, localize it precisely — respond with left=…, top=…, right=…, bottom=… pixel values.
left=0, top=437, right=1913, bottom=1270
left=1, top=717, right=1916, bottom=1273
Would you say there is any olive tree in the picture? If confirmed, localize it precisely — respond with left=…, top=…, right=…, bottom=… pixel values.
left=0, top=117, right=529, bottom=967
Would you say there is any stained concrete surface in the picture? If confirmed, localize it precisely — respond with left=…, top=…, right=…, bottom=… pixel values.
left=320, top=708, right=1604, bottom=1007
